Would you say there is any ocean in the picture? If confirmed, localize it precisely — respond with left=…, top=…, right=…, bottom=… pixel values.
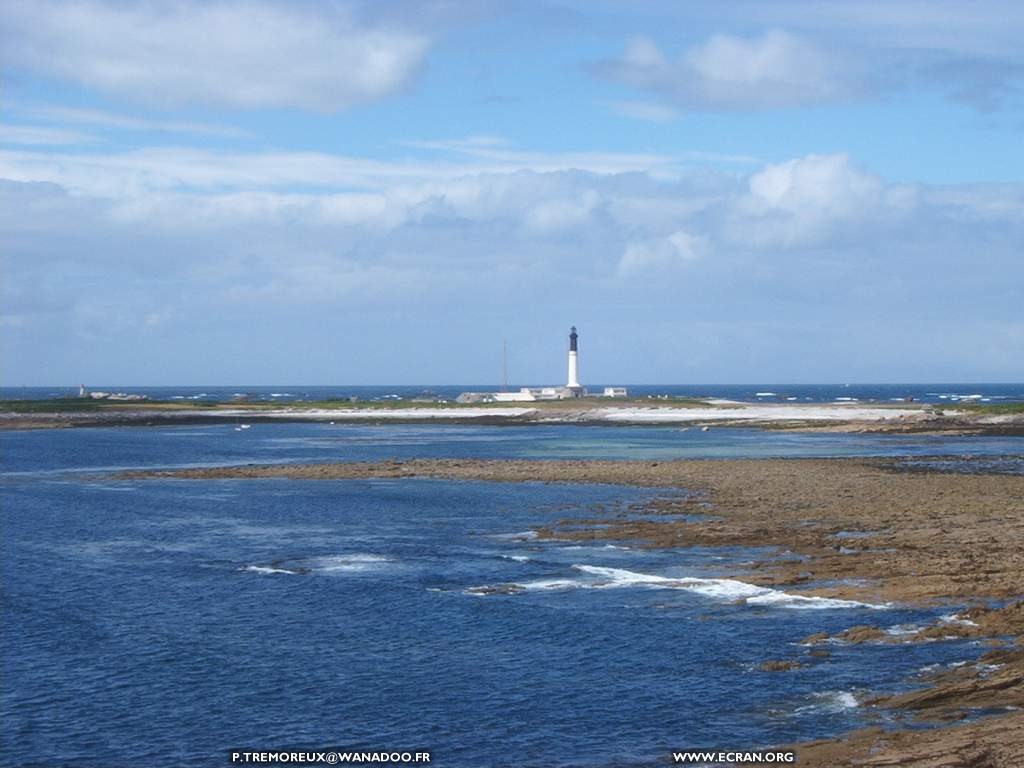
left=2, top=423, right=1020, bottom=767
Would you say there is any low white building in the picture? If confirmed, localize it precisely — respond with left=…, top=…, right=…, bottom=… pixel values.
left=603, top=387, right=628, bottom=398
left=491, top=390, right=538, bottom=402
left=489, top=386, right=589, bottom=402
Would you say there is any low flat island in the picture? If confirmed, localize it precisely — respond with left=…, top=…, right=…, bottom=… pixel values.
left=5, top=397, right=1024, bottom=434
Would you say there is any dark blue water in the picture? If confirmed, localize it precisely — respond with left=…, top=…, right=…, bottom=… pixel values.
left=2, top=425, right=1016, bottom=767
left=3, top=383, right=1023, bottom=405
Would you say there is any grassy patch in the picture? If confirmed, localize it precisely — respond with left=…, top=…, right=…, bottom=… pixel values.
left=939, top=401, right=1024, bottom=415
left=0, top=398, right=119, bottom=413
left=280, top=399, right=464, bottom=410
left=627, top=396, right=716, bottom=408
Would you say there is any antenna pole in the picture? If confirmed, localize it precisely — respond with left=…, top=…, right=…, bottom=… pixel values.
left=502, top=339, right=508, bottom=392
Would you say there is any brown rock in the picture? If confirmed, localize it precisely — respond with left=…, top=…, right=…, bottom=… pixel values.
left=838, top=625, right=888, bottom=643
left=760, top=659, right=802, bottom=672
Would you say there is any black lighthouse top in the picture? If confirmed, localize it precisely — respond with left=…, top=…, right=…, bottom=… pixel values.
left=569, top=326, right=578, bottom=352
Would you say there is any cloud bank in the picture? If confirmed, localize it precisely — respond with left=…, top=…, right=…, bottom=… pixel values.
left=0, top=0, right=430, bottom=110
left=600, top=31, right=863, bottom=110
left=3, top=145, right=1021, bottom=383
left=597, top=1, right=1024, bottom=113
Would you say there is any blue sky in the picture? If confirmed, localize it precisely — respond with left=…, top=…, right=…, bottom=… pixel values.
left=2, top=0, right=1022, bottom=385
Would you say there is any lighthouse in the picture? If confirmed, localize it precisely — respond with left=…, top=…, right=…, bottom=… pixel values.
left=566, top=326, right=582, bottom=393
left=456, top=324, right=622, bottom=402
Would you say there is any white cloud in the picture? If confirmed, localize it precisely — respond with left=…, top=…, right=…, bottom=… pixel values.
left=403, top=136, right=512, bottom=151
left=9, top=146, right=1011, bottom=265
left=0, top=146, right=966, bottom=258
left=602, top=31, right=861, bottom=110
left=720, top=1, right=1024, bottom=59
left=0, top=0, right=430, bottom=111
left=728, top=153, right=915, bottom=248
left=14, top=105, right=250, bottom=139
left=926, top=185, right=1024, bottom=222
left=0, top=125, right=96, bottom=146
left=597, top=3, right=1024, bottom=111
left=523, top=191, right=601, bottom=234
left=619, top=231, right=705, bottom=274
left=746, top=153, right=882, bottom=213
left=0, top=145, right=687, bottom=198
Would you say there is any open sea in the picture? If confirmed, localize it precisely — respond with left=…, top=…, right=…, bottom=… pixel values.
left=3, top=422, right=1022, bottom=767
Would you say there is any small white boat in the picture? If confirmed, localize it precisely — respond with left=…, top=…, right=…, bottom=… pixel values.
left=235, top=423, right=251, bottom=431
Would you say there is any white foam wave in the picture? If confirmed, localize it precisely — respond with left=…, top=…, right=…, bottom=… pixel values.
left=576, top=565, right=884, bottom=609
left=492, top=531, right=538, bottom=541
left=242, top=553, right=392, bottom=576
left=796, top=690, right=859, bottom=714
left=745, top=592, right=877, bottom=610
left=469, top=565, right=887, bottom=609
left=519, top=578, right=582, bottom=591
left=308, top=554, right=391, bottom=572
left=885, top=624, right=921, bottom=636
left=242, top=565, right=296, bottom=575
left=834, top=691, right=859, bottom=708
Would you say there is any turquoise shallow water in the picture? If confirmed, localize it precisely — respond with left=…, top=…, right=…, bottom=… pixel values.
left=2, top=424, right=1019, bottom=767
left=3, top=422, right=1023, bottom=475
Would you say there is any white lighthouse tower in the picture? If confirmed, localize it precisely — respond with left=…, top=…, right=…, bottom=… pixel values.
left=566, top=326, right=584, bottom=396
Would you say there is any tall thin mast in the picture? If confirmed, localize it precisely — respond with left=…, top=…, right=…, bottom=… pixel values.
left=502, top=339, right=508, bottom=392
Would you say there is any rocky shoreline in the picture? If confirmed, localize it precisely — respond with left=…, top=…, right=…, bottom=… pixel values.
left=117, top=456, right=1024, bottom=766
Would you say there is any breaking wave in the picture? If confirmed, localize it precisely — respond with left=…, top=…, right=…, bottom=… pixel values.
left=243, top=565, right=297, bottom=575
left=467, top=565, right=888, bottom=609
left=240, top=553, right=392, bottom=576
left=794, top=690, right=859, bottom=714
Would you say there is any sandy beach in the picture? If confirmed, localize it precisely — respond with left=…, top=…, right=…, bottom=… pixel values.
left=120, top=456, right=1024, bottom=766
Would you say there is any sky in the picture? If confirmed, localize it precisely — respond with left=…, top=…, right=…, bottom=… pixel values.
left=2, top=0, right=1022, bottom=386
